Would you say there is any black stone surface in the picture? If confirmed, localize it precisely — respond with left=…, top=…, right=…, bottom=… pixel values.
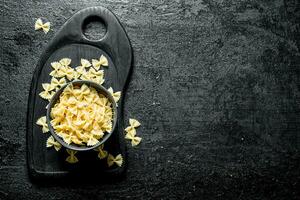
left=0, top=0, right=299, bottom=199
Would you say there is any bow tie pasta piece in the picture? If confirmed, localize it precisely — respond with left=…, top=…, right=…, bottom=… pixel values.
left=107, top=154, right=123, bottom=167
left=60, top=66, right=74, bottom=81
left=59, top=58, right=71, bottom=67
left=75, top=66, right=86, bottom=76
left=66, top=149, right=79, bottom=164
left=72, top=84, right=90, bottom=100
left=124, top=118, right=140, bottom=134
left=125, top=132, right=142, bottom=147
left=78, top=59, right=91, bottom=68
left=88, top=68, right=104, bottom=78
left=35, top=18, right=50, bottom=34
left=86, top=68, right=105, bottom=84
left=125, top=126, right=136, bottom=136
left=36, top=116, right=49, bottom=133
left=92, top=55, right=108, bottom=70
left=129, top=118, right=141, bottom=128
left=124, top=118, right=141, bottom=146
left=50, top=77, right=66, bottom=90
left=39, top=83, right=55, bottom=100
left=46, top=136, right=62, bottom=151
left=93, top=144, right=108, bottom=159
left=87, top=135, right=99, bottom=146
left=107, top=87, right=121, bottom=103
left=39, top=90, right=53, bottom=100
left=49, top=62, right=64, bottom=78
left=80, top=72, right=93, bottom=81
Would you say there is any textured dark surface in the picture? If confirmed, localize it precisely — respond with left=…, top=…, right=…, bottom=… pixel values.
left=0, top=0, right=300, bottom=199
left=27, top=6, right=132, bottom=178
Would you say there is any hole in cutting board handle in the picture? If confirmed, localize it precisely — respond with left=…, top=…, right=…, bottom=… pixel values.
left=82, top=16, right=107, bottom=41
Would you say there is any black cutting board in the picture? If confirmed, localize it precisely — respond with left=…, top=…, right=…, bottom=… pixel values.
left=26, top=7, right=132, bottom=180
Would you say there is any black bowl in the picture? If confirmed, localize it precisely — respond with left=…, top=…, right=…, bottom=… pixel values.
left=46, top=80, right=117, bottom=151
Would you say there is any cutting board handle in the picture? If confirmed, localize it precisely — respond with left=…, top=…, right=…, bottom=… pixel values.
left=72, top=7, right=115, bottom=43
left=52, top=6, right=132, bottom=59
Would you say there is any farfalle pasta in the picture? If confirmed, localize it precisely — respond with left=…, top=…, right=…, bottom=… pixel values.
left=124, top=118, right=142, bottom=146
left=66, top=149, right=78, bottom=163
left=92, top=55, right=108, bottom=70
left=36, top=116, right=49, bottom=133
left=34, top=18, right=50, bottom=34
left=107, top=154, right=123, bottom=167
left=50, top=83, right=113, bottom=146
left=46, top=136, right=62, bottom=151
left=94, top=144, right=108, bottom=159
left=107, top=87, right=121, bottom=104
left=39, top=83, right=55, bottom=100
left=50, top=77, right=66, bottom=91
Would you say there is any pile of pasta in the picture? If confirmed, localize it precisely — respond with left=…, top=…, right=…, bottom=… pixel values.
left=35, top=56, right=125, bottom=165
left=35, top=54, right=141, bottom=166
left=51, top=83, right=113, bottom=146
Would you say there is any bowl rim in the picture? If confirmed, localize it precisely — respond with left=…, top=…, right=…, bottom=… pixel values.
left=46, top=80, right=118, bottom=151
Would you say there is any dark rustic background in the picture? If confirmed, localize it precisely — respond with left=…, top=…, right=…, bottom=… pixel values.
left=0, top=0, right=299, bottom=199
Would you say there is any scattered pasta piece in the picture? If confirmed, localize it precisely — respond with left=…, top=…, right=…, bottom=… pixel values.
left=88, top=68, right=104, bottom=78
left=39, top=83, right=55, bottom=100
left=80, top=72, right=92, bottom=81
left=107, top=154, right=123, bottom=167
left=46, top=136, right=62, bottom=151
left=50, top=77, right=66, bottom=90
left=125, top=132, right=142, bottom=146
left=66, top=149, right=78, bottom=164
left=59, top=58, right=71, bottom=67
left=107, top=87, right=121, bottom=103
left=86, top=68, right=105, bottom=84
left=75, top=66, right=86, bottom=76
left=125, top=118, right=141, bottom=133
left=125, top=126, right=136, bottom=136
left=36, top=116, right=49, bottom=133
left=93, top=144, right=108, bottom=159
left=92, top=55, right=108, bottom=70
left=49, top=62, right=64, bottom=78
left=50, top=84, right=114, bottom=146
left=60, top=66, right=74, bottom=81
left=34, top=18, right=50, bottom=34
left=129, top=118, right=141, bottom=128
left=124, top=118, right=141, bottom=146
left=78, top=59, right=91, bottom=68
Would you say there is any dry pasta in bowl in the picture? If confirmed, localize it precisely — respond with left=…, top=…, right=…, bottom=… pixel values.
left=46, top=80, right=117, bottom=151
